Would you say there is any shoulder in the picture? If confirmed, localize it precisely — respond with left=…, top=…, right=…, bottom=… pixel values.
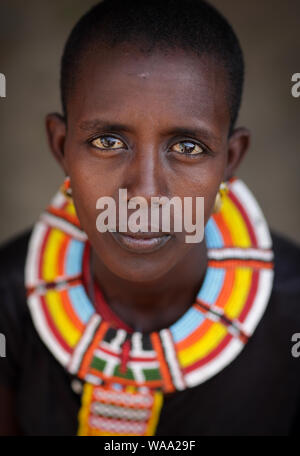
left=0, top=229, right=32, bottom=284
left=267, top=230, right=300, bottom=330
left=0, top=229, right=32, bottom=320
left=271, top=230, right=300, bottom=294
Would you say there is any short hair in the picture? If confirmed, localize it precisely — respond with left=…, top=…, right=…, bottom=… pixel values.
left=61, top=0, right=245, bottom=134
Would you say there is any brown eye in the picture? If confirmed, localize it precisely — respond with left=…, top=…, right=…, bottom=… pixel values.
left=171, top=141, right=204, bottom=156
left=91, top=136, right=125, bottom=150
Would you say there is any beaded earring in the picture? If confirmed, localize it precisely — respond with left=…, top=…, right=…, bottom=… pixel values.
left=213, top=181, right=229, bottom=213
left=61, top=176, right=73, bottom=201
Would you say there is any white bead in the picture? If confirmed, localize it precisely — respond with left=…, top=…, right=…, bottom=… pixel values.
left=71, top=379, right=83, bottom=394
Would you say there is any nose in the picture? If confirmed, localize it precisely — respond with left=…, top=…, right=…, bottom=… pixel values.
left=123, top=142, right=169, bottom=204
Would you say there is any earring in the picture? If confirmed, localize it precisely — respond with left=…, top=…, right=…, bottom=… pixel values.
left=61, top=176, right=73, bottom=200
left=213, top=182, right=229, bottom=213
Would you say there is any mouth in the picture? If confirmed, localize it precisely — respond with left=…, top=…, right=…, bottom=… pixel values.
left=111, top=231, right=172, bottom=254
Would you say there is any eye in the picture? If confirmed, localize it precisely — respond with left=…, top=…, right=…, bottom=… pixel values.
left=171, top=140, right=205, bottom=156
left=91, top=135, right=126, bottom=150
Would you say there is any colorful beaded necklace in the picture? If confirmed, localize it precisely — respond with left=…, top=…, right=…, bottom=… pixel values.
left=25, top=177, right=274, bottom=436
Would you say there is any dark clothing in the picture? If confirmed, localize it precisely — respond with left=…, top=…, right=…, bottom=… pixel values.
left=0, top=229, right=300, bottom=436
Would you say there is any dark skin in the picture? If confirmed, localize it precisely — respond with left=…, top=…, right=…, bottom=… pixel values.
left=0, top=43, right=250, bottom=435
left=46, top=44, right=250, bottom=333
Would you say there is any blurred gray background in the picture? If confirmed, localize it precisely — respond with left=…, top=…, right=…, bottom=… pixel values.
left=0, top=0, right=299, bottom=244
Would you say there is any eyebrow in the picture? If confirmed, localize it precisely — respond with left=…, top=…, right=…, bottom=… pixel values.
left=79, top=119, right=220, bottom=143
left=79, top=119, right=132, bottom=133
left=164, top=126, right=220, bottom=143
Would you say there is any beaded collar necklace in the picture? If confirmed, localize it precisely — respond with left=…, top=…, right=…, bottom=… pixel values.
left=25, top=177, right=274, bottom=436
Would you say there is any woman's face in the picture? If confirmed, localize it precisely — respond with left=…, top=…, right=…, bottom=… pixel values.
left=47, top=44, right=249, bottom=282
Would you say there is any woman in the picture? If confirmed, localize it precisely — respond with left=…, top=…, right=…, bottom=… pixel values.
left=1, top=0, right=300, bottom=436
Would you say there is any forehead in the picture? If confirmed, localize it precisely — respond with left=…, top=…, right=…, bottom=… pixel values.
left=68, top=44, right=231, bottom=136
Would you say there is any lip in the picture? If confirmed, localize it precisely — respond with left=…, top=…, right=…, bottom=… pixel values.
left=111, top=231, right=172, bottom=253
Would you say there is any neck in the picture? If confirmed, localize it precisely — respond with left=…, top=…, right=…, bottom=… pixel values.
left=91, top=241, right=208, bottom=333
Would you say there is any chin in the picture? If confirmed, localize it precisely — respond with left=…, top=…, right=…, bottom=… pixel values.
left=91, top=231, right=189, bottom=283
left=101, top=251, right=179, bottom=283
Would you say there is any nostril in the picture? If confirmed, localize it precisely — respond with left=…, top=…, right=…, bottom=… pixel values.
left=128, top=196, right=149, bottom=207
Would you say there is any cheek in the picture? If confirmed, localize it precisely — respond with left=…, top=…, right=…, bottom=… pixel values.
left=66, top=155, right=121, bottom=235
left=169, top=164, right=225, bottom=226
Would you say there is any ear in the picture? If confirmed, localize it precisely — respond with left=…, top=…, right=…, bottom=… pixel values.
left=224, top=127, right=251, bottom=180
left=46, top=113, right=68, bottom=174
